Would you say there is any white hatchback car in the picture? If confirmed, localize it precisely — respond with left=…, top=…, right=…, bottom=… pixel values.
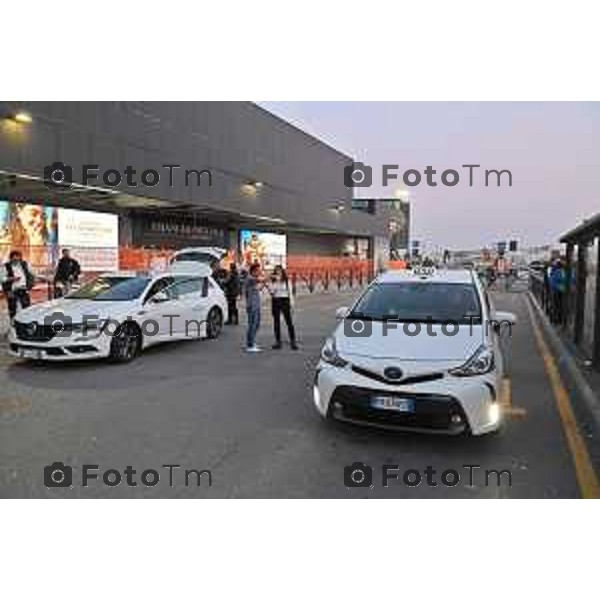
left=9, top=264, right=227, bottom=363
left=314, top=268, right=516, bottom=435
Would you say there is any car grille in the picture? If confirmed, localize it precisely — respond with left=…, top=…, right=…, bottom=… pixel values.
left=14, top=321, right=56, bottom=342
left=329, top=386, right=468, bottom=434
left=351, top=364, right=444, bottom=386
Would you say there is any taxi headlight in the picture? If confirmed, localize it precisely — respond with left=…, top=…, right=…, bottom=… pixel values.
left=450, top=344, right=495, bottom=377
left=321, top=337, right=348, bottom=368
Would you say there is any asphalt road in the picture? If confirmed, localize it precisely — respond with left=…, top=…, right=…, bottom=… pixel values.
left=0, top=286, right=598, bottom=498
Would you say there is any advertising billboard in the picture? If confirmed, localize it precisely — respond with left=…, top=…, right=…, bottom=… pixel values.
left=57, top=208, right=119, bottom=271
left=240, top=230, right=286, bottom=269
left=0, top=200, right=58, bottom=270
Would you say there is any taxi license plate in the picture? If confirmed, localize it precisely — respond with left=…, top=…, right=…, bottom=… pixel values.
left=19, top=348, right=44, bottom=359
left=371, top=396, right=415, bottom=413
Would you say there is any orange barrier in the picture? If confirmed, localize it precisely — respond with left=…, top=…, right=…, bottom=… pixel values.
left=285, top=256, right=374, bottom=293
left=388, top=260, right=408, bottom=270
left=119, top=247, right=175, bottom=272
left=287, top=256, right=373, bottom=276
left=0, top=245, right=374, bottom=303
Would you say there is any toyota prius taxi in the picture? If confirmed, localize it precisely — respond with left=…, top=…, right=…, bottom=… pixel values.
left=314, top=268, right=516, bottom=435
left=8, top=264, right=227, bottom=363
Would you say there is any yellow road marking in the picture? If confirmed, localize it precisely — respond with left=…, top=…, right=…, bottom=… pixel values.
left=500, top=378, right=527, bottom=418
left=526, top=297, right=600, bottom=499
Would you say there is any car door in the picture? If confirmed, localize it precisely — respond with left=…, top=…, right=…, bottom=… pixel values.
left=140, top=276, right=180, bottom=342
left=166, top=276, right=207, bottom=339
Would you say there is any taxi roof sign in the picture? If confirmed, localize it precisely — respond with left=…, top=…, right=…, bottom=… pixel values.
left=411, top=266, right=436, bottom=277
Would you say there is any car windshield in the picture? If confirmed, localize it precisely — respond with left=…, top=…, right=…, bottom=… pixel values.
left=349, top=282, right=482, bottom=323
left=67, top=276, right=151, bottom=301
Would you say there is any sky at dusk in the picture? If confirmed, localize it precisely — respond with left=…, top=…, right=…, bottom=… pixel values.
left=260, top=102, right=600, bottom=250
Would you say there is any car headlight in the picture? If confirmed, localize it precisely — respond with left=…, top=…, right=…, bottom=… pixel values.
left=449, top=344, right=495, bottom=377
left=321, top=337, right=348, bottom=368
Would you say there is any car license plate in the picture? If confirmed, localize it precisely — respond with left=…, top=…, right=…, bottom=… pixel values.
left=371, top=396, right=415, bottom=413
left=19, top=348, right=43, bottom=359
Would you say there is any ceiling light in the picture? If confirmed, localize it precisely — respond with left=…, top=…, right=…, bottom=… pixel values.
left=12, top=111, right=32, bottom=124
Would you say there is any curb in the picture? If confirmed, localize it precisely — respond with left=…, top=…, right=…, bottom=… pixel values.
left=527, top=291, right=600, bottom=431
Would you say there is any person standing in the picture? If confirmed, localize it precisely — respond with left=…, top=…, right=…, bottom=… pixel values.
left=268, top=265, right=298, bottom=350
left=224, top=262, right=241, bottom=325
left=53, top=248, right=81, bottom=298
left=2, top=250, right=34, bottom=321
left=244, top=263, right=263, bottom=352
left=549, top=259, right=566, bottom=324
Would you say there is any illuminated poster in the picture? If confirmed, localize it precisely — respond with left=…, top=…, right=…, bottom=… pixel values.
left=58, top=208, right=119, bottom=271
left=0, top=200, right=58, bottom=270
left=240, top=230, right=286, bottom=269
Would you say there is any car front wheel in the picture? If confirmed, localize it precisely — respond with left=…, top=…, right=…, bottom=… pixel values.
left=206, top=307, right=223, bottom=339
left=109, top=322, right=141, bottom=363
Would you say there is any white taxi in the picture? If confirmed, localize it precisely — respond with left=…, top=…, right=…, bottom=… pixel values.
left=314, top=268, right=516, bottom=435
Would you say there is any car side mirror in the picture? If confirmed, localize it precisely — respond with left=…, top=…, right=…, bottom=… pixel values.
left=149, top=290, right=170, bottom=304
left=335, top=306, right=350, bottom=320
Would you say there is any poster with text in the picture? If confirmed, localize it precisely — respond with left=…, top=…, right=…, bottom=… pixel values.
left=58, top=208, right=119, bottom=271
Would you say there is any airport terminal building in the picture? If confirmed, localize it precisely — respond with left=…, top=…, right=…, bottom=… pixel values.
left=0, top=102, right=406, bottom=273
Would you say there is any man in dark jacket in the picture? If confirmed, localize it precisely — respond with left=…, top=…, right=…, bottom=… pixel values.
left=224, top=262, right=241, bottom=325
left=2, top=250, right=35, bottom=321
left=53, top=248, right=81, bottom=297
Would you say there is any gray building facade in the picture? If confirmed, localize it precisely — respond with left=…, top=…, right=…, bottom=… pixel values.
left=0, top=102, right=393, bottom=261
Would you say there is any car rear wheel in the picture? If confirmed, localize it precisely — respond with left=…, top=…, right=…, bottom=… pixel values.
left=109, top=322, right=141, bottom=363
left=206, top=307, right=223, bottom=339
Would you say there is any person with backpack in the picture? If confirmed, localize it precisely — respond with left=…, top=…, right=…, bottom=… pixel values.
left=224, top=262, right=241, bottom=325
left=2, top=250, right=35, bottom=321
